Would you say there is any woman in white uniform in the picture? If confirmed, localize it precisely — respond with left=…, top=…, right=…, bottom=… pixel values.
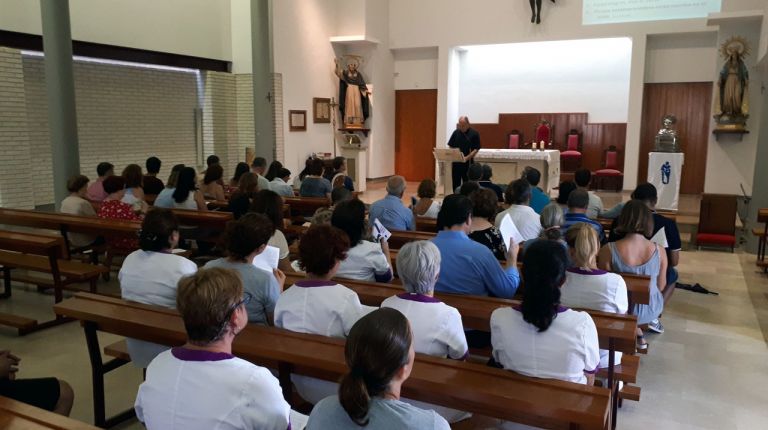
left=332, top=199, right=392, bottom=282
left=491, top=240, right=600, bottom=386
left=250, top=189, right=294, bottom=273
left=119, top=209, right=197, bottom=367
left=135, top=267, right=291, bottom=430
left=381, top=240, right=469, bottom=423
left=562, top=223, right=628, bottom=368
left=274, top=225, right=371, bottom=404
left=172, top=167, right=207, bottom=211
left=307, top=308, right=450, bottom=430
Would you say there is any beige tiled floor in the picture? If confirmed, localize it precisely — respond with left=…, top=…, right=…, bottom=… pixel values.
left=1, top=184, right=766, bottom=429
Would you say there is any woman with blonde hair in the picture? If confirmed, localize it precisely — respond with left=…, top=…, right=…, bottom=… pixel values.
left=561, top=223, right=628, bottom=368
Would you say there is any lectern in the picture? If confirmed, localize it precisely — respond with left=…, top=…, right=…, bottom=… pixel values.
left=648, top=152, right=684, bottom=211
left=433, top=148, right=465, bottom=196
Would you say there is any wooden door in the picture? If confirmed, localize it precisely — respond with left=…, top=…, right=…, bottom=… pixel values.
left=395, top=89, right=437, bottom=181
left=638, top=82, right=712, bottom=194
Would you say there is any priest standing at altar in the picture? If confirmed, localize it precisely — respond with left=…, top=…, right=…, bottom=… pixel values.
left=447, top=116, right=481, bottom=191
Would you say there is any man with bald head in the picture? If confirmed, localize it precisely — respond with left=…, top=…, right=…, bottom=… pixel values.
left=447, top=116, right=482, bottom=191
left=369, top=175, right=415, bottom=231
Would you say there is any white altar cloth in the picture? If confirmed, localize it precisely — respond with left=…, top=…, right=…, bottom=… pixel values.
left=474, top=149, right=561, bottom=193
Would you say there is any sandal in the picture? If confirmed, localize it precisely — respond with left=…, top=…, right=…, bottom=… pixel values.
left=636, top=335, right=648, bottom=351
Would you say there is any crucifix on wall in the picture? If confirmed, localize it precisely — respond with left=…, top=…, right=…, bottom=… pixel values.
left=529, top=0, right=555, bottom=24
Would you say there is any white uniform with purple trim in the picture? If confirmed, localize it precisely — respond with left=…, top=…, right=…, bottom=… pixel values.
left=336, top=240, right=392, bottom=282
left=135, top=347, right=291, bottom=430
left=274, top=280, right=374, bottom=405
left=560, top=268, right=628, bottom=368
left=490, top=306, right=600, bottom=384
left=381, top=293, right=470, bottom=423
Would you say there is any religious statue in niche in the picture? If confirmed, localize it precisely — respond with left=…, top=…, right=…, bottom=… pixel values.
left=654, top=115, right=680, bottom=153
left=529, top=0, right=555, bottom=24
left=713, top=36, right=750, bottom=131
left=334, top=55, right=370, bottom=129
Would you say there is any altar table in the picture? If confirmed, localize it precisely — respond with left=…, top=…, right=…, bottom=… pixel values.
left=474, top=149, right=561, bottom=194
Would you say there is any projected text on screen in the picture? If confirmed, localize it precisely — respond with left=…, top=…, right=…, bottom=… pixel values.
left=583, top=0, right=722, bottom=25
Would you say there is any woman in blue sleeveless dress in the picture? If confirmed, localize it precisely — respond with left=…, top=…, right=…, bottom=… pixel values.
left=598, top=201, right=667, bottom=350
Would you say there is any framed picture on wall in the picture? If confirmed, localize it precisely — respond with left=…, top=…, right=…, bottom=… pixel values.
left=313, top=97, right=331, bottom=123
left=289, top=110, right=307, bottom=131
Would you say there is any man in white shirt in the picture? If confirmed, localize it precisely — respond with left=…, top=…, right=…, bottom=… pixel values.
left=574, top=168, right=603, bottom=219
left=494, top=179, right=542, bottom=241
left=268, top=167, right=294, bottom=197
left=251, top=157, right=271, bottom=191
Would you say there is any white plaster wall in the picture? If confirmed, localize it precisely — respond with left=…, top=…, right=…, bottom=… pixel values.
left=388, top=0, right=766, bottom=191
left=0, top=0, right=232, bottom=61
left=230, top=0, right=253, bottom=74
left=334, top=0, right=366, bottom=36
left=645, top=33, right=718, bottom=83
left=458, top=38, right=632, bottom=124
left=272, top=0, right=339, bottom=175
left=393, top=48, right=438, bottom=90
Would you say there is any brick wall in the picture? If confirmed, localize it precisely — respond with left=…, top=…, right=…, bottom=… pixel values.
left=0, top=48, right=261, bottom=207
left=0, top=47, right=35, bottom=209
left=22, top=54, right=201, bottom=206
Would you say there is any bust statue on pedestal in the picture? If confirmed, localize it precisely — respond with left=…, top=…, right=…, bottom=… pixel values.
left=654, top=115, right=681, bottom=153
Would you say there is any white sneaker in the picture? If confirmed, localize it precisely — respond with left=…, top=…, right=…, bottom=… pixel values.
left=648, top=319, right=665, bottom=334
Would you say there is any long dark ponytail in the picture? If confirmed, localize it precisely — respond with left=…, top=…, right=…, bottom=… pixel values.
left=339, top=308, right=412, bottom=426
left=521, top=240, right=568, bottom=332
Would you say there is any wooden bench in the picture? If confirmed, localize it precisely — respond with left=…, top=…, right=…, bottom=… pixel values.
left=0, top=396, right=100, bottom=430
left=285, top=273, right=636, bottom=427
left=55, top=293, right=612, bottom=430
left=415, top=216, right=438, bottom=232
left=283, top=196, right=330, bottom=222
left=0, top=230, right=107, bottom=335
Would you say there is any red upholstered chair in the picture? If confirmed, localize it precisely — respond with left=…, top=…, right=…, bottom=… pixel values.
left=593, top=145, right=623, bottom=191
left=534, top=120, right=553, bottom=146
left=507, top=130, right=522, bottom=149
left=696, top=194, right=737, bottom=251
left=560, top=129, right=583, bottom=172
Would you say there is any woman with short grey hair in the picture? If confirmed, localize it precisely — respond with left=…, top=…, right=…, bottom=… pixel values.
left=395, top=240, right=441, bottom=295
left=382, top=241, right=470, bottom=423
left=522, top=202, right=567, bottom=255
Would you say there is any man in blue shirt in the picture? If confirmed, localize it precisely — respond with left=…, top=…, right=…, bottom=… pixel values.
left=560, top=189, right=605, bottom=242
left=432, top=194, right=519, bottom=298
left=522, top=166, right=551, bottom=214
left=432, top=194, right=519, bottom=348
left=369, top=175, right=415, bottom=231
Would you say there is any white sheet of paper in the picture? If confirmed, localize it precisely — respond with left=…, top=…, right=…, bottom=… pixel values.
left=499, top=214, right=524, bottom=252
left=650, top=227, right=669, bottom=248
left=372, top=218, right=392, bottom=241
left=252, top=245, right=280, bottom=273
left=289, top=410, right=309, bottom=430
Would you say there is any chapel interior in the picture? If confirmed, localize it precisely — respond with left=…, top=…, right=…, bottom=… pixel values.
left=0, top=0, right=767, bottom=429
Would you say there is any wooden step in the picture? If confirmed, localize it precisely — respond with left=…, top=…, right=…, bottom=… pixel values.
left=104, top=340, right=131, bottom=361
left=620, top=384, right=641, bottom=401
left=0, top=312, right=37, bottom=332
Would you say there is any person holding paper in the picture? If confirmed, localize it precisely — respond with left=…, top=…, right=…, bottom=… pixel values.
left=251, top=189, right=294, bottom=273
left=204, top=213, right=284, bottom=325
left=432, top=195, right=519, bottom=349
left=494, top=179, right=542, bottom=241
left=332, top=199, right=393, bottom=283
left=447, top=116, right=481, bottom=191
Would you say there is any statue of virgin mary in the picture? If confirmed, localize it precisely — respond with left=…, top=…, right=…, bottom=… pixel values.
left=334, top=56, right=370, bottom=128
left=713, top=36, right=750, bottom=130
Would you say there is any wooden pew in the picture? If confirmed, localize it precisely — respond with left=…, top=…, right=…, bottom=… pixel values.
left=285, top=272, right=637, bottom=427
left=0, top=230, right=107, bottom=334
left=283, top=196, right=330, bottom=222
left=55, top=293, right=611, bottom=430
left=0, top=396, right=100, bottom=430
left=415, top=216, right=438, bottom=232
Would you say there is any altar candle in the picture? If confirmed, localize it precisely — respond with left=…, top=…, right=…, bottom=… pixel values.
left=532, top=142, right=537, bottom=149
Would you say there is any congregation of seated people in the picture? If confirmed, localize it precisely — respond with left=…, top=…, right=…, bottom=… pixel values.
left=20, top=152, right=682, bottom=429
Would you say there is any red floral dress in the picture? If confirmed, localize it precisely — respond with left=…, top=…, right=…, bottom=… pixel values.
left=97, top=199, right=141, bottom=251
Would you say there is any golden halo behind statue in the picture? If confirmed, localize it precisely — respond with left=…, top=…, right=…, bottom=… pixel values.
left=719, top=36, right=750, bottom=59
left=339, top=54, right=365, bottom=69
